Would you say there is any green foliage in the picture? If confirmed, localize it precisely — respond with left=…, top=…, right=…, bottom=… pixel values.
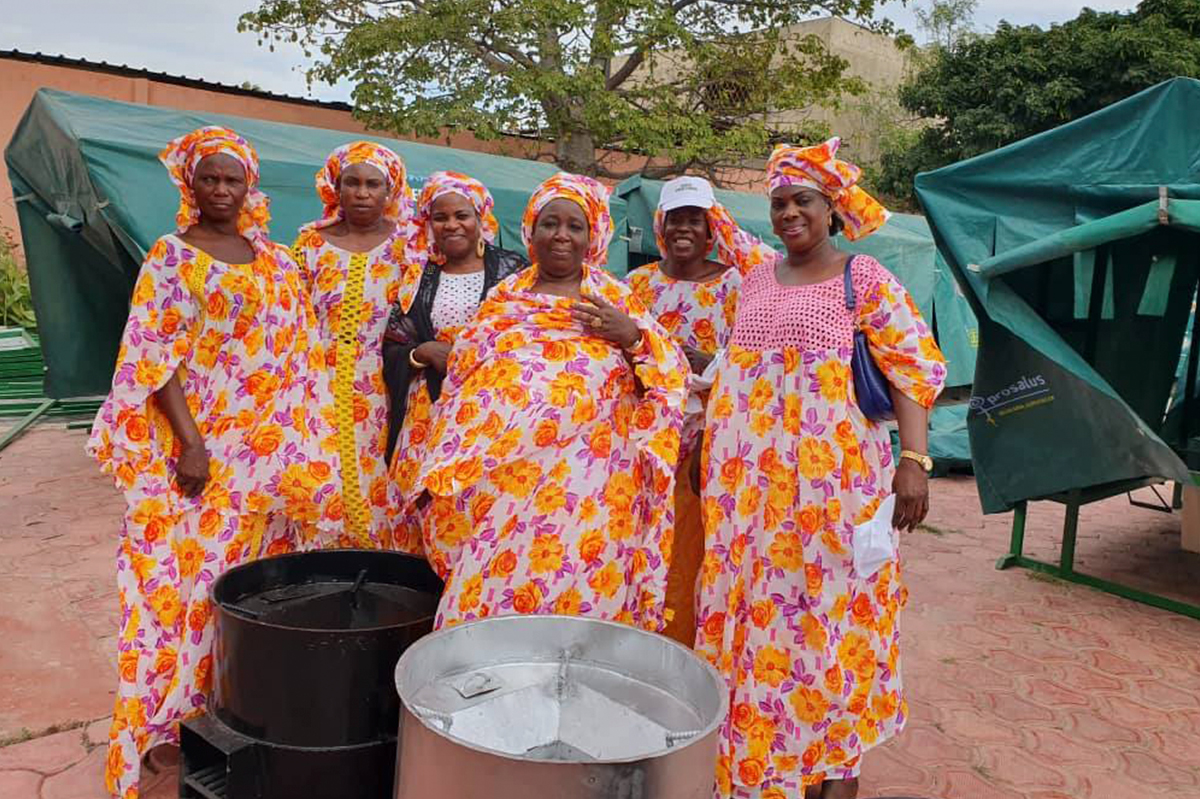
left=0, top=229, right=35, bottom=330
left=880, top=0, right=1200, bottom=206
left=240, top=0, right=892, bottom=178
left=913, top=0, right=978, bottom=49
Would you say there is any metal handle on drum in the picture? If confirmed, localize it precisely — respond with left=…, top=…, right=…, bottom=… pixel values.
left=664, top=729, right=702, bottom=748
left=411, top=705, right=454, bottom=733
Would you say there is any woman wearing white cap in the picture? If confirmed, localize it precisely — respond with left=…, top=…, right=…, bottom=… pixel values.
left=627, top=175, right=748, bottom=646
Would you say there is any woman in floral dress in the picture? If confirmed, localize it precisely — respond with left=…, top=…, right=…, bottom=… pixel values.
left=383, top=171, right=528, bottom=554
left=626, top=176, right=743, bottom=646
left=400, top=173, right=688, bottom=631
left=87, top=126, right=336, bottom=798
left=292, top=142, right=423, bottom=548
left=695, top=139, right=947, bottom=799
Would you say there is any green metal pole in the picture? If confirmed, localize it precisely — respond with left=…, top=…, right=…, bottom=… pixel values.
left=0, top=398, right=55, bottom=454
left=996, top=501, right=1028, bottom=570
left=1060, top=491, right=1080, bottom=576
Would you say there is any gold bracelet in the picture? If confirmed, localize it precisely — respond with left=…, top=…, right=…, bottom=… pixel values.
left=899, top=449, right=933, bottom=473
left=408, top=348, right=426, bottom=369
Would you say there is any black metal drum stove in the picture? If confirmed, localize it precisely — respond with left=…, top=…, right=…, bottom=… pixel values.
left=180, top=549, right=442, bottom=799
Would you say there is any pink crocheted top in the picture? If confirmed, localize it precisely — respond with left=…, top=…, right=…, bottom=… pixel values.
left=731, top=253, right=887, bottom=351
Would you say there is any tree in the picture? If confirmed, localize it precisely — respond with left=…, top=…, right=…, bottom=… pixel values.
left=240, top=1, right=892, bottom=180
left=878, top=0, right=1200, bottom=205
left=913, top=0, right=978, bottom=50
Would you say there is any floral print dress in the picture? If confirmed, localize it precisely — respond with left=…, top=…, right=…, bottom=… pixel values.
left=87, top=234, right=337, bottom=799
left=401, top=265, right=688, bottom=631
left=627, top=262, right=740, bottom=459
left=292, top=227, right=418, bottom=548
left=627, top=262, right=740, bottom=646
left=697, top=253, right=946, bottom=798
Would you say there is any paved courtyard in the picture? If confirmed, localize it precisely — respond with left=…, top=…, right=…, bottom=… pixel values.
left=1, top=426, right=1199, bottom=798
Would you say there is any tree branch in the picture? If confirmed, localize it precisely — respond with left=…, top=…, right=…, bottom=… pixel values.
left=606, top=0, right=705, bottom=90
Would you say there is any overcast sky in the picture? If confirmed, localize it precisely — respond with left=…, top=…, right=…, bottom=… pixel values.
left=2, top=0, right=1138, bottom=103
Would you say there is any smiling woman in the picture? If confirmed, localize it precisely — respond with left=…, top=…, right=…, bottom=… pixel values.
left=625, top=176, right=752, bottom=647
left=396, top=172, right=689, bottom=632
left=382, top=170, right=529, bottom=553
left=694, top=139, right=947, bottom=799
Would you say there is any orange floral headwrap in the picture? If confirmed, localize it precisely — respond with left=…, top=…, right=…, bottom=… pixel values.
left=414, top=171, right=500, bottom=263
left=766, top=137, right=889, bottom=241
left=307, top=141, right=415, bottom=231
left=159, top=125, right=270, bottom=241
left=521, top=172, right=614, bottom=270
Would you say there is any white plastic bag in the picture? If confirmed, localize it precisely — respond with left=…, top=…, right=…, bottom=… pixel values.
left=852, top=494, right=896, bottom=578
left=685, top=349, right=725, bottom=417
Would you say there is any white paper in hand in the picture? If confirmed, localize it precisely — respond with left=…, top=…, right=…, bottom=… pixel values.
left=852, top=494, right=896, bottom=578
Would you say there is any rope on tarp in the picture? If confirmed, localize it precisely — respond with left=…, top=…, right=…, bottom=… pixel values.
left=1159, top=186, right=1170, bottom=225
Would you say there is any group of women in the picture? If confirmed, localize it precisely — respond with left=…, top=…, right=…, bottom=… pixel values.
left=90, top=124, right=946, bottom=799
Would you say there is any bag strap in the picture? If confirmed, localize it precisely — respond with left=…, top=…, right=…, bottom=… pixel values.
left=842, top=254, right=858, bottom=311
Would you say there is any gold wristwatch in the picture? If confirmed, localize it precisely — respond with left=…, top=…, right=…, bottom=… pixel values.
left=900, top=450, right=933, bottom=473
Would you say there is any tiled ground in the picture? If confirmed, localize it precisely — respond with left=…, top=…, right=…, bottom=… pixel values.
left=2, top=426, right=1199, bottom=798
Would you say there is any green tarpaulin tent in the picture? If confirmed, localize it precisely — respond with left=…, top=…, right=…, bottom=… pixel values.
left=5, top=88, right=629, bottom=398
left=615, top=175, right=979, bottom=389
left=915, top=77, right=1199, bottom=515
left=915, top=78, right=1200, bottom=617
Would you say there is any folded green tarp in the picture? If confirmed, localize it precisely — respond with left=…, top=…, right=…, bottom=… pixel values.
left=915, top=77, right=1200, bottom=513
left=616, top=175, right=979, bottom=388
left=5, top=89, right=629, bottom=398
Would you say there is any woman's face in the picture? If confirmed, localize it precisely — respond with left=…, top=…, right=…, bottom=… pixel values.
left=191, top=153, right=248, bottom=224
left=338, top=163, right=390, bottom=228
left=430, top=192, right=481, bottom=261
left=770, top=185, right=832, bottom=254
left=662, top=206, right=713, bottom=263
left=532, top=198, right=590, bottom=279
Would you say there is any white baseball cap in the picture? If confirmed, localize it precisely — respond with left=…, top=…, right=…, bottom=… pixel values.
left=658, top=176, right=715, bottom=213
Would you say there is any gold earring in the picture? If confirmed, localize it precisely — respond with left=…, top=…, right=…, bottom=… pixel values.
left=476, top=237, right=486, bottom=258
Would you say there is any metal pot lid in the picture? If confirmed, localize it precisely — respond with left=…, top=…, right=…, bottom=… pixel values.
left=395, top=615, right=727, bottom=764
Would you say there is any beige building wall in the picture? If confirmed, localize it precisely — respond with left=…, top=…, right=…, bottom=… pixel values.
left=614, top=16, right=910, bottom=172
left=772, top=17, right=912, bottom=163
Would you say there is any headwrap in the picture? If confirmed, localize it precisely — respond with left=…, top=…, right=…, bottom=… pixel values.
left=306, top=141, right=415, bottom=231
left=652, top=182, right=747, bottom=268
left=159, top=125, right=270, bottom=241
left=414, top=170, right=500, bottom=263
left=765, top=137, right=889, bottom=241
left=521, top=172, right=614, bottom=269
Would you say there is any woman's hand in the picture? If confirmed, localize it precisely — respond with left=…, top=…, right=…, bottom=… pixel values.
left=682, top=346, right=713, bottom=376
left=175, top=441, right=211, bottom=499
left=891, top=458, right=929, bottom=532
left=413, top=341, right=452, bottom=374
left=571, top=294, right=641, bottom=350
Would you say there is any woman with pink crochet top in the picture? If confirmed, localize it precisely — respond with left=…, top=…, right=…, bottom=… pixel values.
left=694, top=139, right=947, bottom=799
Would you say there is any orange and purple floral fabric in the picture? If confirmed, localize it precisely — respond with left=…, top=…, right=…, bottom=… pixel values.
left=292, top=232, right=417, bottom=550
left=400, top=264, right=688, bottom=631
left=521, top=172, right=614, bottom=268
left=627, top=263, right=739, bottom=459
left=697, top=245, right=946, bottom=797
left=766, top=138, right=889, bottom=242
left=399, top=173, right=687, bottom=631
left=88, top=230, right=337, bottom=798
left=159, top=125, right=270, bottom=242
left=305, top=140, right=417, bottom=232
left=413, top=170, right=500, bottom=263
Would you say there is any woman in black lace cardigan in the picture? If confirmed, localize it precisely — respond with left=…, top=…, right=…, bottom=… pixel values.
left=382, top=171, right=528, bottom=552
